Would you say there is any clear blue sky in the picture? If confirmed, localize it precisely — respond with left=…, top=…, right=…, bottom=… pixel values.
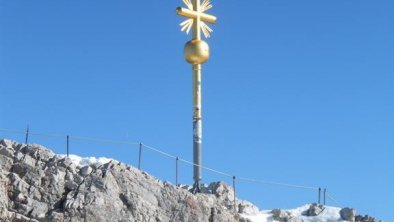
left=0, top=0, right=392, bottom=220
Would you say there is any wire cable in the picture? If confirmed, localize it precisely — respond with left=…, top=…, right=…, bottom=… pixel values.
left=0, top=128, right=26, bottom=134
left=1, top=127, right=330, bottom=195
left=28, top=131, right=64, bottom=138
left=178, top=158, right=233, bottom=178
left=70, top=135, right=139, bottom=146
left=0, top=128, right=63, bottom=139
left=238, top=177, right=319, bottom=190
left=141, top=143, right=177, bottom=159
left=326, top=192, right=341, bottom=206
left=0, top=128, right=141, bottom=145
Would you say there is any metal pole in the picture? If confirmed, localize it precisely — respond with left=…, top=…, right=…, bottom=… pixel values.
left=138, top=143, right=142, bottom=170
left=323, top=188, right=326, bottom=205
left=232, top=176, right=237, bottom=214
left=192, top=63, right=202, bottom=193
left=210, top=208, right=216, bottom=222
left=25, top=125, right=29, bottom=144
left=66, top=135, right=69, bottom=158
left=176, top=157, right=179, bottom=187
left=176, top=0, right=216, bottom=193
left=318, top=187, right=321, bottom=204
left=191, top=0, right=203, bottom=193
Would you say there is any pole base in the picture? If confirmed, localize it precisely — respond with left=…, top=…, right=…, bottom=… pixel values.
left=192, top=181, right=201, bottom=194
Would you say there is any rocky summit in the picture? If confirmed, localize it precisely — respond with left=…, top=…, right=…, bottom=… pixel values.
left=0, top=139, right=255, bottom=222
left=0, top=139, right=377, bottom=222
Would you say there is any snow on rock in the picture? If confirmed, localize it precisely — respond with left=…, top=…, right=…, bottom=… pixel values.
left=241, top=204, right=348, bottom=222
left=291, top=205, right=344, bottom=222
left=0, top=139, right=377, bottom=222
left=241, top=210, right=272, bottom=222
left=56, top=154, right=118, bottom=167
left=1, top=140, right=239, bottom=221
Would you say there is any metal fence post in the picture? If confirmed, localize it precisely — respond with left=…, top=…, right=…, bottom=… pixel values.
left=66, top=135, right=69, bottom=158
left=210, top=207, right=216, bottom=222
left=25, top=125, right=29, bottom=144
left=138, top=143, right=142, bottom=170
left=176, top=157, right=179, bottom=187
left=323, top=188, right=326, bottom=205
left=232, top=176, right=237, bottom=214
left=318, top=187, right=321, bottom=204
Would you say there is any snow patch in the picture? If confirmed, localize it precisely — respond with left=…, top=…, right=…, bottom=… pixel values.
left=241, top=210, right=273, bottom=222
left=241, top=205, right=346, bottom=222
left=57, top=154, right=117, bottom=167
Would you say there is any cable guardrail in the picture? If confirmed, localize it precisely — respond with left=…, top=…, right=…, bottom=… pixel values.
left=238, top=177, right=319, bottom=190
left=178, top=158, right=233, bottom=178
left=0, top=128, right=26, bottom=134
left=28, top=131, right=64, bottom=138
left=70, top=135, right=140, bottom=146
left=0, top=127, right=343, bottom=207
left=141, top=143, right=178, bottom=159
left=326, top=191, right=341, bottom=206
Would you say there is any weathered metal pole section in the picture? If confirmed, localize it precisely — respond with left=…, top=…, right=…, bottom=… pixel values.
left=177, top=0, right=216, bottom=193
left=192, top=62, right=202, bottom=191
left=191, top=0, right=202, bottom=192
left=66, top=135, right=69, bottom=158
left=138, top=142, right=142, bottom=170
left=25, top=125, right=29, bottom=144
left=176, top=157, right=179, bottom=187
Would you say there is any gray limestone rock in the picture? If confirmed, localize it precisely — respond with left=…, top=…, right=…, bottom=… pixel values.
left=0, top=139, right=16, bottom=148
left=0, top=139, right=376, bottom=222
left=305, top=203, right=324, bottom=216
left=79, top=165, right=93, bottom=177
left=0, top=155, right=13, bottom=172
left=340, top=207, right=356, bottom=221
left=356, top=214, right=376, bottom=222
left=0, top=139, right=241, bottom=222
left=238, top=200, right=260, bottom=215
left=0, top=146, right=14, bottom=158
left=271, top=209, right=302, bottom=222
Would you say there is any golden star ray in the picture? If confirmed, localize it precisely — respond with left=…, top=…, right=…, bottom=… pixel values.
left=177, top=0, right=216, bottom=38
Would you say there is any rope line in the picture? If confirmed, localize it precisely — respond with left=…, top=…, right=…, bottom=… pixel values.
left=28, top=131, right=64, bottom=138
left=0, top=127, right=326, bottom=193
left=178, top=158, right=233, bottom=178
left=70, top=135, right=139, bottom=146
left=238, top=177, right=319, bottom=190
left=0, top=128, right=140, bottom=145
left=141, top=143, right=177, bottom=159
left=326, top=192, right=341, bottom=206
left=0, top=128, right=64, bottom=139
left=0, top=128, right=26, bottom=134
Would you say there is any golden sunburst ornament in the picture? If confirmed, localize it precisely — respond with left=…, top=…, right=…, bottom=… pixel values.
left=177, top=0, right=216, bottom=38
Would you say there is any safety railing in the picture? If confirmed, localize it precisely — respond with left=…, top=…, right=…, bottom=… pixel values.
left=0, top=126, right=342, bottom=212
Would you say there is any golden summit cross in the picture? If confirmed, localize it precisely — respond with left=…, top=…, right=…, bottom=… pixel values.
left=177, top=0, right=217, bottom=39
left=176, top=0, right=217, bottom=193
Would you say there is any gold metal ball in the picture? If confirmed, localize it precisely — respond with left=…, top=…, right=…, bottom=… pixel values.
left=184, top=40, right=210, bottom=64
